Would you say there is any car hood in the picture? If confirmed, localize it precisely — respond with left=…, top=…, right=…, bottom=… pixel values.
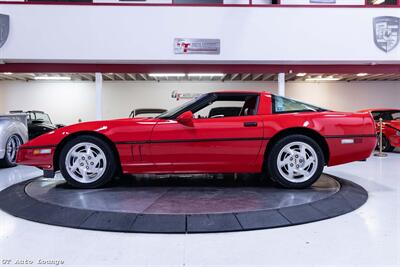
left=21, top=117, right=162, bottom=148
left=385, top=120, right=400, bottom=130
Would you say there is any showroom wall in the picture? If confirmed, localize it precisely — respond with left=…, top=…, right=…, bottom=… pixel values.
left=0, top=80, right=399, bottom=125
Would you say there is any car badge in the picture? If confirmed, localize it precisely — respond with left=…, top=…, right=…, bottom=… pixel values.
left=373, top=16, right=400, bottom=53
left=0, top=14, right=10, bottom=49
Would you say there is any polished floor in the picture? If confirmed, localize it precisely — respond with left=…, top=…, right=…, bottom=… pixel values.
left=0, top=153, right=399, bottom=267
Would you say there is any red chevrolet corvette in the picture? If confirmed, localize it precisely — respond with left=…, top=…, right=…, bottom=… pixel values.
left=360, top=108, right=400, bottom=152
left=17, top=91, right=376, bottom=189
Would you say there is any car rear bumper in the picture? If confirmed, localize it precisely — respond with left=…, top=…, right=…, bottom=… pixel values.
left=326, top=135, right=377, bottom=166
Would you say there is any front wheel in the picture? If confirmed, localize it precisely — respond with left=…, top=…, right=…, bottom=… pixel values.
left=266, top=135, right=324, bottom=189
left=59, top=136, right=117, bottom=189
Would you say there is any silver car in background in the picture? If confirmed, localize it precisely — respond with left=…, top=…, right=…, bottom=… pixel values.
left=0, top=114, right=28, bottom=167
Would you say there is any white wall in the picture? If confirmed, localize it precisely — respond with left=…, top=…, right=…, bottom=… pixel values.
left=0, top=81, right=96, bottom=125
left=286, top=81, right=400, bottom=111
left=0, top=80, right=399, bottom=125
left=0, top=5, right=399, bottom=64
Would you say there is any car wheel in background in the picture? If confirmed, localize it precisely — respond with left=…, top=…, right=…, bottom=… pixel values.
left=266, top=135, right=324, bottom=189
left=59, top=135, right=117, bottom=189
left=0, top=134, right=22, bottom=168
left=381, top=135, right=395, bottom=152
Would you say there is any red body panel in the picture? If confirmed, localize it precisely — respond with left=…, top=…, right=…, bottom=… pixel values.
left=17, top=92, right=377, bottom=174
left=360, top=108, right=400, bottom=148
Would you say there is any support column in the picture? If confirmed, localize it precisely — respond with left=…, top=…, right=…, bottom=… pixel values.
left=95, top=72, right=103, bottom=120
left=278, top=73, right=285, bottom=97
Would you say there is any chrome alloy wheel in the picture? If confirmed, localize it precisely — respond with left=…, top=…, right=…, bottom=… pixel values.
left=65, top=142, right=107, bottom=183
left=276, top=141, right=318, bottom=183
left=6, top=135, right=22, bottom=164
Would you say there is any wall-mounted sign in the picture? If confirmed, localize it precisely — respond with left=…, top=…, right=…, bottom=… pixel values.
left=310, top=0, right=336, bottom=3
left=174, top=38, right=220, bottom=55
left=171, top=90, right=202, bottom=101
left=0, top=14, right=10, bottom=49
left=373, top=16, right=400, bottom=53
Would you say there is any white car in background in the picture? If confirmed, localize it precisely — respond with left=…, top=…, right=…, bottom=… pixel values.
left=0, top=114, right=28, bottom=168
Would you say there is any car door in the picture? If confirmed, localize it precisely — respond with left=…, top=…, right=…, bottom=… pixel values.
left=149, top=115, right=264, bottom=173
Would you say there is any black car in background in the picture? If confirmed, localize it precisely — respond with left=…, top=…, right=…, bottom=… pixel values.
left=9, top=110, right=65, bottom=140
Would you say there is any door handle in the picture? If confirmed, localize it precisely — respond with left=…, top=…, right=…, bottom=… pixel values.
left=244, top=122, right=258, bottom=127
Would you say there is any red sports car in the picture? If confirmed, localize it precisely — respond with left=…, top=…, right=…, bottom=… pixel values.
left=17, top=91, right=376, bottom=189
left=359, top=108, right=400, bottom=152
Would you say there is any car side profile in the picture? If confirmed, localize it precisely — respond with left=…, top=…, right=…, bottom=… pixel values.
left=17, top=91, right=376, bottom=189
left=360, top=108, right=400, bottom=152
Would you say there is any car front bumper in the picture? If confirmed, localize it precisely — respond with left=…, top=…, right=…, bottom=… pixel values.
left=16, top=146, right=55, bottom=171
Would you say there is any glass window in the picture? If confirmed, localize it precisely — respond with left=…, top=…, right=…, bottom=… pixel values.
left=193, top=94, right=259, bottom=119
left=392, top=112, right=400, bottom=120
left=371, top=111, right=400, bottom=121
left=367, top=0, right=397, bottom=5
left=273, top=95, right=326, bottom=114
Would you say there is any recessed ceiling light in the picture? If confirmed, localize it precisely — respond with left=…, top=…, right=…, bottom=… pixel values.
left=188, top=73, right=225, bottom=77
left=305, top=76, right=341, bottom=81
left=296, top=73, right=307, bottom=77
left=34, top=76, right=71, bottom=81
left=356, top=73, right=368, bottom=77
left=148, top=73, right=185, bottom=78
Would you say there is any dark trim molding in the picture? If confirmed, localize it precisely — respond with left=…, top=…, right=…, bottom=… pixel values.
left=115, top=137, right=268, bottom=145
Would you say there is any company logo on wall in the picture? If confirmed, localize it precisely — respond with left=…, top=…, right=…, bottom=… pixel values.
left=373, top=16, right=400, bottom=53
left=0, top=14, right=10, bottom=49
left=174, top=38, right=220, bottom=55
left=171, top=90, right=201, bottom=101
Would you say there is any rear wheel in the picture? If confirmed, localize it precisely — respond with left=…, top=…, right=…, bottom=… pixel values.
left=0, top=134, right=22, bottom=168
left=266, top=135, right=324, bottom=189
left=59, top=136, right=117, bottom=188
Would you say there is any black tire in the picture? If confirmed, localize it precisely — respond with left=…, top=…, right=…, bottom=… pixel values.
left=0, top=134, right=22, bottom=168
left=381, top=135, right=395, bottom=152
left=59, top=135, right=117, bottom=189
left=265, top=134, right=325, bottom=189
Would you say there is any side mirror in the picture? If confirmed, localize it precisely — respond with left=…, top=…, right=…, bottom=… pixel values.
left=177, top=111, right=194, bottom=126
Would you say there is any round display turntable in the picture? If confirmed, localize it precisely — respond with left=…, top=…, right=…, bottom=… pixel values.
left=0, top=173, right=367, bottom=233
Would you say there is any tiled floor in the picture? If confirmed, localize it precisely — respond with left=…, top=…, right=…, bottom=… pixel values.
left=0, top=154, right=398, bottom=267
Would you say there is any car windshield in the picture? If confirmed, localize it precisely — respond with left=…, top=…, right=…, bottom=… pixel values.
left=371, top=110, right=400, bottom=121
left=156, top=94, right=210, bottom=119
left=29, top=112, right=51, bottom=123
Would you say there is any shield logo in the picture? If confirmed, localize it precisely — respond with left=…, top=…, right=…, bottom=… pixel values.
left=373, top=16, right=400, bottom=53
left=0, top=14, right=10, bottom=49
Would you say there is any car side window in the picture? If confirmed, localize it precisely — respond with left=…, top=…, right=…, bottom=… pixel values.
left=273, top=95, right=324, bottom=113
left=193, top=95, right=259, bottom=119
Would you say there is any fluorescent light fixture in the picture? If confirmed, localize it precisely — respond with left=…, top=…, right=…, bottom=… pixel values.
left=34, top=76, right=71, bottom=81
left=356, top=73, right=368, bottom=77
left=188, top=73, right=225, bottom=77
left=296, top=73, right=307, bottom=77
left=148, top=73, right=185, bottom=78
left=305, top=76, right=341, bottom=81
left=3, top=72, right=13, bottom=75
